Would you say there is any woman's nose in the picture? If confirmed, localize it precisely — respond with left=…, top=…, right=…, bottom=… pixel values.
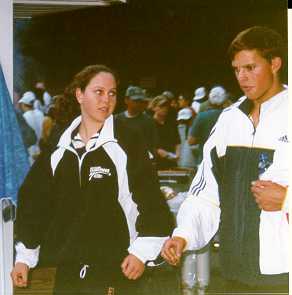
left=100, top=93, right=110, bottom=102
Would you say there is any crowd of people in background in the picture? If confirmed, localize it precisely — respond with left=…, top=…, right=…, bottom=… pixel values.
left=14, top=78, right=234, bottom=172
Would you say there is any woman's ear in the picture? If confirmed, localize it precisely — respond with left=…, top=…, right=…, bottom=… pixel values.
left=271, top=57, right=282, bottom=74
left=75, top=88, right=83, bottom=104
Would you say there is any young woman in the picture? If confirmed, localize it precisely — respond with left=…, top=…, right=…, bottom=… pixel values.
left=11, top=65, right=175, bottom=295
left=149, top=95, right=180, bottom=169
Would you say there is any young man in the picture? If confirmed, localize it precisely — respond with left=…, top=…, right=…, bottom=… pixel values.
left=161, top=26, right=288, bottom=290
left=115, top=86, right=158, bottom=158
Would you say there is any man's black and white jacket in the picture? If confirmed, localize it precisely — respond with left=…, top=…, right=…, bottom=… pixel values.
left=173, top=89, right=289, bottom=281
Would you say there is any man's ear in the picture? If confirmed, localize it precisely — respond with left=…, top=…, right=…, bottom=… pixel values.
left=271, top=57, right=282, bottom=74
left=75, top=88, right=83, bottom=104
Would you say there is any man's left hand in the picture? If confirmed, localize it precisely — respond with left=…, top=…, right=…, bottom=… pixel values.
left=251, top=180, right=287, bottom=211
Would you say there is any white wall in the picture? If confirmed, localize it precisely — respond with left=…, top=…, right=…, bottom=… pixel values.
left=0, top=0, right=13, bottom=99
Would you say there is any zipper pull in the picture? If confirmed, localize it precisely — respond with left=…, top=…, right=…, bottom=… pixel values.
left=80, top=264, right=89, bottom=279
left=251, top=126, right=256, bottom=136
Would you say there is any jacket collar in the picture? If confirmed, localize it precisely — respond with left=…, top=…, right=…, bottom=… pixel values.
left=238, top=87, right=288, bottom=116
left=57, top=115, right=115, bottom=149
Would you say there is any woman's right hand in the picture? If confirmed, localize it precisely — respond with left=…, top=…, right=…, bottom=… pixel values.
left=11, top=262, right=29, bottom=287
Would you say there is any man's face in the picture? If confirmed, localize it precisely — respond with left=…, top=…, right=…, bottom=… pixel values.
left=125, top=98, right=146, bottom=115
left=35, top=82, right=45, bottom=89
left=232, top=49, right=281, bottom=104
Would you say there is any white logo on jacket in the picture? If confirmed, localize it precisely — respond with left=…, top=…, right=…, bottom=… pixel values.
left=89, top=166, right=111, bottom=180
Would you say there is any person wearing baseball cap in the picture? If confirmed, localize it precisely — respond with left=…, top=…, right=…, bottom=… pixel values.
left=176, top=108, right=198, bottom=168
left=191, top=87, right=207, bottom=114
left=18, top=91, right=44, bottom=164
left=18, top=91, right=36, bottom=106
left=188, top=85, right=229, bottom=157
left=115, top=86, right=158, bottom=158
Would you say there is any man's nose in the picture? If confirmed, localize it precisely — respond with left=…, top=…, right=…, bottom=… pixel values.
left=237, top=68, right=248, bottom=82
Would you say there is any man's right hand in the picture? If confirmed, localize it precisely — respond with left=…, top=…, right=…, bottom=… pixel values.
left=161, top=236, right=187, bottom=266
left=11, top=262, right=29, bottom=287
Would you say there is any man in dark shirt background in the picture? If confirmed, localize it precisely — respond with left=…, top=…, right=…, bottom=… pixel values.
left=115, top=86, right=158, bottom=158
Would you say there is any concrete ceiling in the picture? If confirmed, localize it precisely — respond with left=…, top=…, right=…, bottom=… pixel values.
left=13, top=0, right=127, bottom=19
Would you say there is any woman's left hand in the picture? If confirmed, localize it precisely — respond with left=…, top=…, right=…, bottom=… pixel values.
left=121, top=254, right=145, bottom=280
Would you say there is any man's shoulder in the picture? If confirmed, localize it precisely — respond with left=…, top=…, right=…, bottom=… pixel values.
left=114, top=116, right=141, bottom=140
left=224, top=96, right=246, bottom=111
left=277, top=88, right=288, bottom=104
left=114, top=118, right=148, bottom=160
left=115, top=111, right=127, bottom=120
left=141, top=112, right=156, bottom=124
left=208, top=97, right=245, bottom=129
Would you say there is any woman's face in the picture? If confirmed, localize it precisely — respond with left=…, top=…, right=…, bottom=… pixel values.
left=76, top=72, right=117, bottom=124
left=154, top=104, right=169, bottom=118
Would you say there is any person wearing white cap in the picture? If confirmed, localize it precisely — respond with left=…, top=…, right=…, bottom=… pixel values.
left=191, top=87, right=207, bottom=114
left=208, top=86, right=228, bottom=106
left=189, top=86, right=228, bottom=140
left=188, top=85, right=229, bottom=166
left=176, top=108, right=198, bottom=168
left=33, top=80, right=52, bottom=114
left=18, top=91, right=44, bottom=163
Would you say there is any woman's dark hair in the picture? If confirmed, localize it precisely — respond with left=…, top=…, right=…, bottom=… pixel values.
left=57, top=64, right=118, bottom=127
left=228, top=26, right=286, bottom=63
left=68, top=64, right=118, bottom=93
left=52, top=95, right=77, bottom=127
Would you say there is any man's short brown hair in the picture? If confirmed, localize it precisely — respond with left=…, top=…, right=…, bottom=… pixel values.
left=228, top=26, right=286, bottom=63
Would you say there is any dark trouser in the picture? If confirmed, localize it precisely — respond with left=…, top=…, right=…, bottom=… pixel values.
left=53, top=263, right=180, bottom=295
left=137, top=264, right=181, bottom=295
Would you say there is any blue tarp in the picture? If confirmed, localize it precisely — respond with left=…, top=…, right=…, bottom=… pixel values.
left=0, top=65, right=29, bottom=203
